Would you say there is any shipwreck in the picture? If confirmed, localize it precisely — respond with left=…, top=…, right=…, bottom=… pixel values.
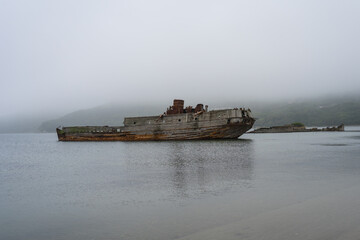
left=56, top=99, right=255, bottom=141
left=249, top=123, right=344, bottom=133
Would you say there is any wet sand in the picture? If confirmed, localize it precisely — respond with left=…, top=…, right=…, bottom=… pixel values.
left=178, top=185, right=360, bottom=240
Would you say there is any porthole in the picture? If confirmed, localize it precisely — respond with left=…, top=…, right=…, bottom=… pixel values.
left=178, top=119, right=181, bottom=122
left=133, top=122, right=136, bottom=124
left=195, top=118, right=198, bottom=121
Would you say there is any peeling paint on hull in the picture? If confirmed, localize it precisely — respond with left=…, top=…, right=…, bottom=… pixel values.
left=57, top=122, right=254, bottom=141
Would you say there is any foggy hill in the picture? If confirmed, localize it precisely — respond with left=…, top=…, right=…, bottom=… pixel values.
left=38, top=104, right=164, bottom=133
left=0, top=116, right=47, bottom=134
left=38, top=96, right=360, bottom=132
left=252, top=98, right=360, bottom=127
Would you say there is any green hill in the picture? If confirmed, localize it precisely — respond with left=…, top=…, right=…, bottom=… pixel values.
left=252, top=97, right=360, bottom=127
left=38, top=96, right=360, bottom=132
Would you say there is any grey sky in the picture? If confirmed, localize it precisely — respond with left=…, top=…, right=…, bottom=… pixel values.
left=1, top=0, right=359, bottom=118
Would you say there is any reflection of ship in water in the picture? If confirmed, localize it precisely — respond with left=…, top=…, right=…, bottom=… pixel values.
left=168, top=140, right=254, bottom=198
left=120, top=140, right=254, bottom=203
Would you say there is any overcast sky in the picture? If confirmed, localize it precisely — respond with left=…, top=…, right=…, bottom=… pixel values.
left=1, top=0, right=359, bottom=118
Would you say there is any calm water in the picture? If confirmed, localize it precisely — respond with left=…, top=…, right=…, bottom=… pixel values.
left=1, top=128, right=360, bottom=240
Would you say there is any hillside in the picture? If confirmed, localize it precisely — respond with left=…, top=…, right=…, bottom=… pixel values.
left=38, top=96, right=360, bottom=132
left=38, top=104, right=164, bottom=132
left=252, top=98, right=360, bottom=127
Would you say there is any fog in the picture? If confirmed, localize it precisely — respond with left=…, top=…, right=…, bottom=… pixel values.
left=1, top=0, right=360, bottom=119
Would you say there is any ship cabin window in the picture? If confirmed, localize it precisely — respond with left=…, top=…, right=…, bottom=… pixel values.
left=195, top=117, right=198, bottom=121
left=133, top=122, right=136, bottom=124
left=178, top=119, right=181, bottom=122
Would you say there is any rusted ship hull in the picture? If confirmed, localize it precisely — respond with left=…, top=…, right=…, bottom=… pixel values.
left=57, top=120, right=254, bottom=141
left=56, top=100, right=255, bottom=141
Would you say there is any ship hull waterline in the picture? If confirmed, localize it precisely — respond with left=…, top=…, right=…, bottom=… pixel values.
left=57, top=121, right=255, bottom=141
left=57, top=122, right=254, bottom=141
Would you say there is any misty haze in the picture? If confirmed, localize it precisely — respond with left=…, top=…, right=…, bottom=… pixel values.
left=1, top=1, right=360, bottom=240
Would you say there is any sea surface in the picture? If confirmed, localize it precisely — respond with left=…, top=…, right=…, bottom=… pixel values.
left=1, top=127, right=360, bottom=240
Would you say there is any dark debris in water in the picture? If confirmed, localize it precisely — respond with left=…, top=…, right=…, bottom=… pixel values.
left=312, top=143, right=349, bottom=147
left=345, top=135, right=360, bottom=140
